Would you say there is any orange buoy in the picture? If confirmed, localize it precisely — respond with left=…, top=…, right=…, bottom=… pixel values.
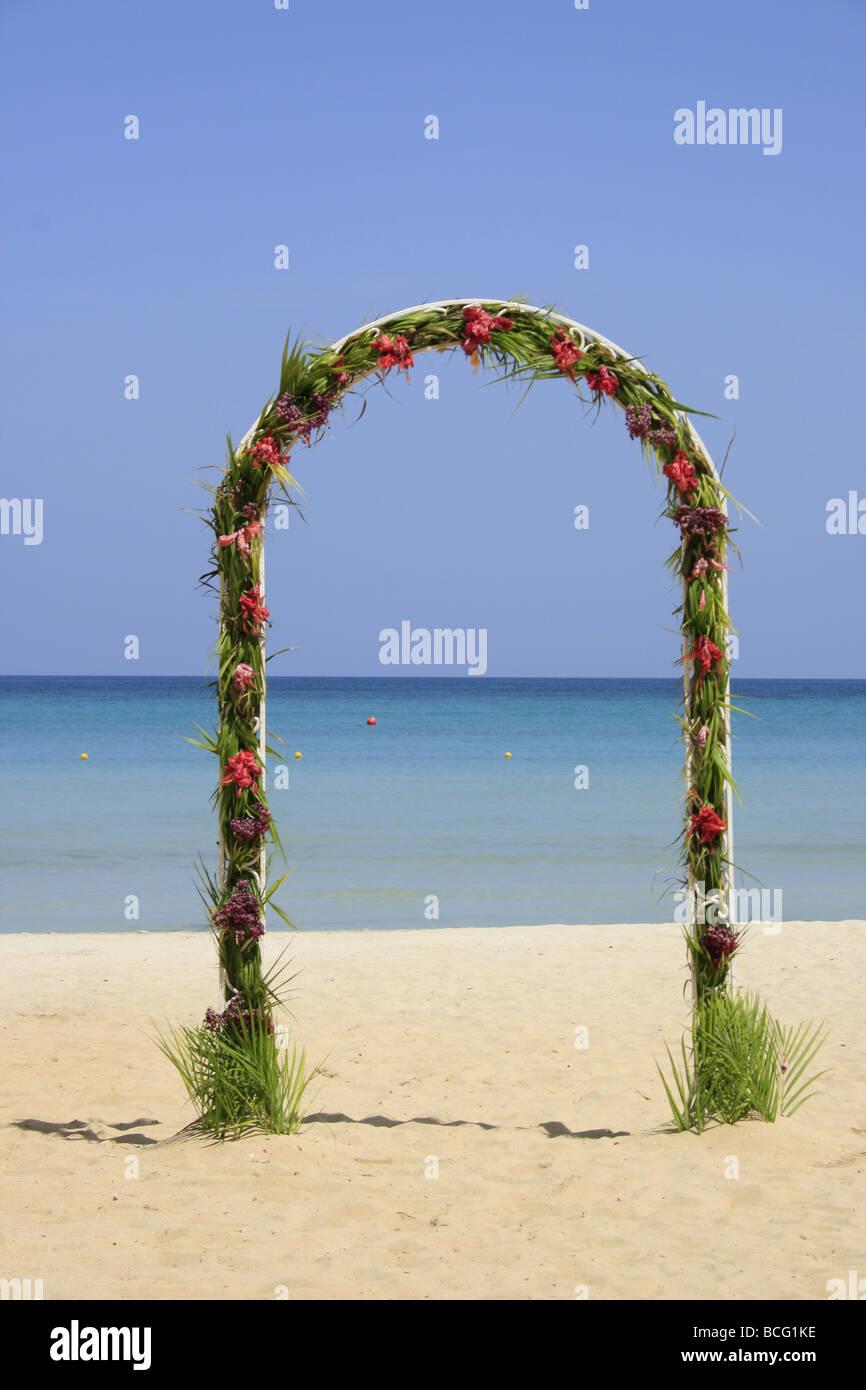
left=80, top=753, right=88, bottom=760
left=294, top=751, right=302, bottom=759
left=504, top=751, right=512, bottom=758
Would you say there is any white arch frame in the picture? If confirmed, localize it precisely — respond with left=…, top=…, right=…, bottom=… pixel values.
left=225, top=300, right=734, bottom=1005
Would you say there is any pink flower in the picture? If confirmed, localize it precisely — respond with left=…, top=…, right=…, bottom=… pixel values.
left=584, top=366, right=619, bottom=397
left=238, top=583, right=269, bottom=635
left=233, top=663, right=255, bottom=693
left=663, top=450, right=698, bottom=497
left=550, top=329, right=583, bottom=379
left=460, top=305, right=515, bottom=355
left=219, top=522, right=262, bottom=558
left=221, top=750, right=262, bottom=797
left=695, top=724, right=710, bottom=751
left=246, top=435, right=283, bottom=472
left=698, top=590, right=706, bottom=610
left=236, top=521, right=261, bottom=557
left=372, top=334, right=414, bottom=378
left=690, top=553, right=728, bottom=581
left=688, top=634, right=725, bottom=683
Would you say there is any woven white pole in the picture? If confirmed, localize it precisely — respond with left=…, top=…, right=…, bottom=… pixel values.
left=721, top=559, right=736, bottom=991
left=216, top=525, right=268, bottom=1011
left=256, top=529, right=267, bottom=922
left=217, top=567, right=227, bottom=1010
left=680, top=565, right=698, bottom=1015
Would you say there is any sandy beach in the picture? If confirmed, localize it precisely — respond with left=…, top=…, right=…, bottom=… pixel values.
left=1, top=921, right=863, bottom=1302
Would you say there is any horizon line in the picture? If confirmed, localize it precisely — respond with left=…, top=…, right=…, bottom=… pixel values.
left=2, top=673, right=864, bottom=683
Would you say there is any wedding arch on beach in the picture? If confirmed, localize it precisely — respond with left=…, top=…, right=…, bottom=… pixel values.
left=172, top=297, right=746, bottom=1131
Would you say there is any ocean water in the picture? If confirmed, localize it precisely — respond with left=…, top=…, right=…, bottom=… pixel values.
left=0, top=677, right=862, bottom=933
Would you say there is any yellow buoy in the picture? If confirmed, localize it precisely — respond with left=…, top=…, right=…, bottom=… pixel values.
left=504, top=751, right=512, bottom=758
left=80, top=753, right=88, bottom=760
left=294, top=751, right=302, bottom=759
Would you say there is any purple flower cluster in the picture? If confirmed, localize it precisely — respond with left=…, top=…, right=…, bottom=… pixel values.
left=212, top=879, right=264, bottom=945
left=672, top=505, right=729, bottom=538
left=701, top=924, right=738, bottom=969
left=275, top=391, right=333, bottom=446
left=648, top=422, right=678, bottom=450
left=624, top=403, right=679, bottom=451
left=204, top=993, right=273, bottom=1036
left=229, top=801, right=271, bottom=843
left=275, top=392, right=303, bottom=427
left=242, top=501, right=260, bottom=522
left=625, top=402, right=653, bottom=439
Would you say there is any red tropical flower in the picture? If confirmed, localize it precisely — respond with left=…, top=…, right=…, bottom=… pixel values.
left=246, top=435, right=283, bottom=472
left=372, top=334, right=414, bottom=378
left=460, top=305, right=515, bottom=355
left=333, top=354, right=349, bottom=386
left=689, top=803, right=727, bottom=846
left=219, top=522, right=262, bottom=557
left=584, top=365, right=620, bottom=397
left=238, top=582, right=270, bottom=635
left=663, top=450, right=698, bottom=497
left=550, top=328, right=583, bottom=378
left=688, top=633, right=725, bottom=679
left=221, top=750, right=262, bottom=797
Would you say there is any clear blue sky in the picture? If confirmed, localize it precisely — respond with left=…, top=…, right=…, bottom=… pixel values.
left=1, top=0, right=863, bottom=677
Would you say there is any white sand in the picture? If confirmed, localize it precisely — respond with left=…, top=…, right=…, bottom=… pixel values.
left=0, top=922, right=863, bottom=1301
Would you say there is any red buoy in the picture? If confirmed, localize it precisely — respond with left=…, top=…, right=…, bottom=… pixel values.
left=367, top=716, right=376, bottom=725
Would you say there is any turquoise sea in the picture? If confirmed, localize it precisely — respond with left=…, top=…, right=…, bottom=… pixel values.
left=0, top=677, right=862, bottom=932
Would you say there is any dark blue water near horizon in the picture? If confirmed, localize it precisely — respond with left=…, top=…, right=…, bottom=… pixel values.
left=0, top=676, right=862, bottom=932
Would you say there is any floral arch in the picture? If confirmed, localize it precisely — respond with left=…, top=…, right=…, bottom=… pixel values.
left=177, top=298, right=743, bottom=1132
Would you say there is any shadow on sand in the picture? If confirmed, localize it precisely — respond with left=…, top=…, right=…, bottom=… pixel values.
left=303, top=1112, right=629, bottom=1141
left=11, top=1114, right=631, bottom=1146
left=12, top=1117, right=161, bottom=1146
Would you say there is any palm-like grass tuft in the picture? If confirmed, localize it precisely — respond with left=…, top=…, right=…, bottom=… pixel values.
left=156, top=1017, right=320, bottom=1139
left=658, top=991, right=827, bottom=1132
